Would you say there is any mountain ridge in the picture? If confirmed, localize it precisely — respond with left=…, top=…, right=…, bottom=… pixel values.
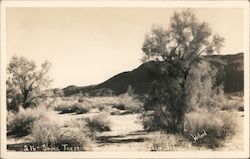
left=61, top=52, right=243, bottom=96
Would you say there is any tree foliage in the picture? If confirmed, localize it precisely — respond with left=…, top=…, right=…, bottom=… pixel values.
left=142, top=9, right=224, bottom=133
left=7, top=56, right=52, bottom=111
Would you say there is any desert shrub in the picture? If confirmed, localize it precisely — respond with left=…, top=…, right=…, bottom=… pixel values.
left=184, top=108, right=236, bottom=148
left=45, top=97, right=64, bottom=110
left=54, top=104, right=72, bottom=113
left=219, top=95, right=244, bottom=111
left=110, top=110, right=122, bottom=116
left=112, top=103, right=125, bottom=110
left=30, top=118, right=92, bottom=151
left=78, top=98, right=84, bottom=103
left=55, top=102, right=91, bottom=114
left=142, top=115, right=155, bottom=130
left=238, top=105, right=244, bottom=111
left=78, top=96, right=121, bottom=108
left=98, top=105, right=107, bottom=111
left=149, top=132, right=192, bottom=151
left=141, top=111, right=170, bottom=131
left=118, top=93, right=144, bottom=114
left=7, top=107, right=46, bottom=137
left=84, top=113, right=111, bottom=133
left=78, top=97, right=91, bottom=103
left=221, top=103, right=244, bottom=111
left=72, top=103, right=91, bottom=114
left=64, top=119, right=94, bottom=138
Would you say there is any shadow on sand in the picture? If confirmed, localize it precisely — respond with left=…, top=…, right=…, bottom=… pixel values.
left=96, top=130, right=148, bottom=146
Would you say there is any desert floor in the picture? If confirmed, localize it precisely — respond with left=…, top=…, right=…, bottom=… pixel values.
left=7, top=106, right=244, bottom=151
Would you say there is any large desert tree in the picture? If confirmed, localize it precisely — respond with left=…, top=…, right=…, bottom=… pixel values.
left=7, top=56, right=52, bottom=111
left=142, top=9, right=224, bottom=133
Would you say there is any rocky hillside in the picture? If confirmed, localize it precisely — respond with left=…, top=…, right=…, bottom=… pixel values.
left=63, top=53, right=243, bottom=96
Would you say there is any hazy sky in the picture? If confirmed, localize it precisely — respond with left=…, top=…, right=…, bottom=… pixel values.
left=6, top=8, right=244, bottom=88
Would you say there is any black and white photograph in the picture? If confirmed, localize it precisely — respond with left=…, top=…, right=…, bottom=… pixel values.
left=0, top=0, right=249, bottom=158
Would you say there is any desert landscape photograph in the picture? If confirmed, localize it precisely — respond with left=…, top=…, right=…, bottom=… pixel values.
left=1, top=2, right=248, bottom=158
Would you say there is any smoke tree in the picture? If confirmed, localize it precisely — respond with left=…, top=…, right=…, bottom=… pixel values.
left=7, top=56, right=52, bottom=111
left=142, top=9, right=224, bottom=133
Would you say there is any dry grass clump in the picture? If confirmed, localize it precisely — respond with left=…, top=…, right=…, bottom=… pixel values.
left=63, top=113, right=112, bottom=139
left=184, top=108, right=237, bottom=148
left=97, top=105, right=107, bottom=111
left=79, top=96, right=121, bottom=106
left=221, top=103, right=244, bottom=111
left=140, top=112, right=165, bottom=131
left=110, top=110, right=122, bottom=115
left=7, top=107, right=47, bottom=137
left=64, top=119, right=93, bottom=139
left=77, top=94, right=143, bottom=114
left=149, top=132, right=192, bottom=151
left=78, top=98, right=85, bottom=103
left=112, top=103, right=125, bottom=110
left=142, top=116, right=161, bottom=131
left=210, top=93, right=244, bottom=112
left=219, top=95, right=244, bottom=111
left=114, top=93, right=144, bottom=114
left=55, top=102, right=91, bottom=114
left=78, top=96, right=119, bottom=112
left=83, top=113, right=112, bottom=133
left=30, top=118, right=92, bottom=151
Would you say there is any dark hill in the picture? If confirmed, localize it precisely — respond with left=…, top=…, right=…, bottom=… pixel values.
left=94, top=61, right=163, bottom=95
left=63, top=53, right=243, bottom=96
left=206, top=53, right=243, bottom=92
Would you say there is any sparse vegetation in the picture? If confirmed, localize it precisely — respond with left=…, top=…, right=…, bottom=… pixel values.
left=117, top=93, right=144, bottom=114
left=110, top=110, right=122, bottom=115
left=141, top=111, right=165, bottom=131
left=84, top=113, right=111, bottom=133
left=55, top=102, right=91, bottom=114
left=184, top=108, right=236, bottom=148
left=112, top=103, right=125, bottom=110
left=30, top=118, right=92, bottom=151
left=149, top=132, right=193, bottom=151
left=219, top=95, right=244, bottom=111
left=97, top=105, right=107, bottom=111
left=6, top=9, right=244, bottom=152
left=7, top=107, right=47, bottom=137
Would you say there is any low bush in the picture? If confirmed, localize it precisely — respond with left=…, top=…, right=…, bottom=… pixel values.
left=64, top=118, right=93, bottom=139
left=141, top=110, right=173, bottom=131
left=221, top=103, right=244, bottom=111
left=117, top=93, right=144, bottom=114
left=73, top=103, right=91, bottom=114
left=110, top=110, right=122, bottom=115
left=112, top=104, right=125, bottom=110
left=238, top=105, right=244, bottom=111
left=78, top=98, right=84, bottom=103
left=55, top=102, right=91, bottom=114
left=219, top=96, right=244, bottom=111
left=149, top=132, right=192, bottom=151
left=210, top=93, right=244, bottom=112
left=97, top=105, right=106, bottom=111
left=30, top=118, right=92, bottom=151
left=184, top=108, right=236, bottom=148
left=84, top=113, right=111, bottom=133
left=7, top=107, right=46, bottom=137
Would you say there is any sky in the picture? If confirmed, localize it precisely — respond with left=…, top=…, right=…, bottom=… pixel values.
left=6, top=8, right=244, bottom=88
